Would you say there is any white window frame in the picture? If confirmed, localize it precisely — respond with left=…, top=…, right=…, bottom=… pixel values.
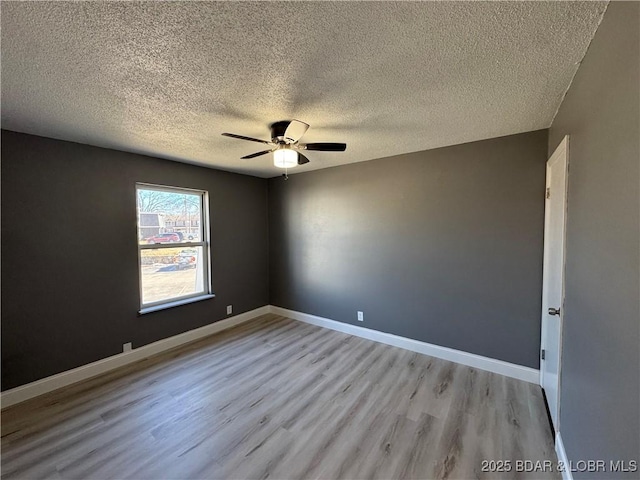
left=136, top=183, right=213, bottom=314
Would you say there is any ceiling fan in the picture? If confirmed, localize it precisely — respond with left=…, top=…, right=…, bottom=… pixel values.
left=222, top=120, right=347, bottom=169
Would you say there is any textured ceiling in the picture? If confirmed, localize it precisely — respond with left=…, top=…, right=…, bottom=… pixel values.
left=2, top=1, right=607, bottom=178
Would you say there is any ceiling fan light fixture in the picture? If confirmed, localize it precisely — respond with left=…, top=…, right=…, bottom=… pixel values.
left=273, top=147, right=298, bottom=168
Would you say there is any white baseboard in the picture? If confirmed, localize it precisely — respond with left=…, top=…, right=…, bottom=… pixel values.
left=270, top=306, right=539, bottom=384
left=2, top=304, right=539, bottom=408
left=555, top=433, right=573, bottom=480
left=1, top=305, right=270, bottom=409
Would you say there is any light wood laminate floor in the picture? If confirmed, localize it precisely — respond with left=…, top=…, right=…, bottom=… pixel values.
left=1, top=314, right=558, bottom=480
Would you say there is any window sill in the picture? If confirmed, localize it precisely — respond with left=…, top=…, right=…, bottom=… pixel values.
left=138, top=294, right=215, bottom=315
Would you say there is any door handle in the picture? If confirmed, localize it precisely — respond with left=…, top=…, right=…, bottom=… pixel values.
left=548, top=307, right=561, bottom=316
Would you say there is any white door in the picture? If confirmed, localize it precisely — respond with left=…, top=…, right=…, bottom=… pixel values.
left=540, top=136, right=569, bottom=431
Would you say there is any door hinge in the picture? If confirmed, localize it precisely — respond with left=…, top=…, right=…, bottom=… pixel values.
left=541, top=349, right=546, bottom=360
left=546, top=188, right=551, bottom=199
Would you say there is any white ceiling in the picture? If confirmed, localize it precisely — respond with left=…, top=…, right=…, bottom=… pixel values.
left=2, top=1, right=607, bottom=178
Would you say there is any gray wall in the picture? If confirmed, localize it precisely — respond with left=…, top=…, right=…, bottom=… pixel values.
left=269, top=130, right=548, bottom=368
left=549, top=2, right=639, bottom=478
left=1, top=130, right=269, bottom=390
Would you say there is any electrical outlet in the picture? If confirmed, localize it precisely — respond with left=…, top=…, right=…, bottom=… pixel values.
left=227, top=305, right=233, bottom=315
left=357, top=311, right=364, bottom=322
left=123, top=342, right=132, bottom=352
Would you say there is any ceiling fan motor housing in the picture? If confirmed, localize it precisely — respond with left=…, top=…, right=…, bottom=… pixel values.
left=271, top=120, right=296, bottom=143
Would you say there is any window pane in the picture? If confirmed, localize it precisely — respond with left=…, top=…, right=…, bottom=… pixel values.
left=137, top=189, right=202, bottom=245
left=140, top=246, right=205, bottom=305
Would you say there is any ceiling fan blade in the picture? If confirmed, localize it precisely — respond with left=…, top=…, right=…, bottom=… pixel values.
left=301, top=142, right=347, bottom=152
left=222, top=133, right=272, bottom=145
left=297, top=152, right=310, bottom=165
left=241, top=149, right=273, bottom=159
left=284, top=120, right=309, bottom=142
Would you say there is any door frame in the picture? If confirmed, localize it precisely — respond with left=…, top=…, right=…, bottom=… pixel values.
left=539, top=135, right=569, bottom=430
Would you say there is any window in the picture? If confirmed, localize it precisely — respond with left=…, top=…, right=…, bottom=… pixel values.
left=136, top=184, right=212, bottom=313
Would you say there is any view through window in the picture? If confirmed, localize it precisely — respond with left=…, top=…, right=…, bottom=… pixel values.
left=137, top=184, right=211, bottom=310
